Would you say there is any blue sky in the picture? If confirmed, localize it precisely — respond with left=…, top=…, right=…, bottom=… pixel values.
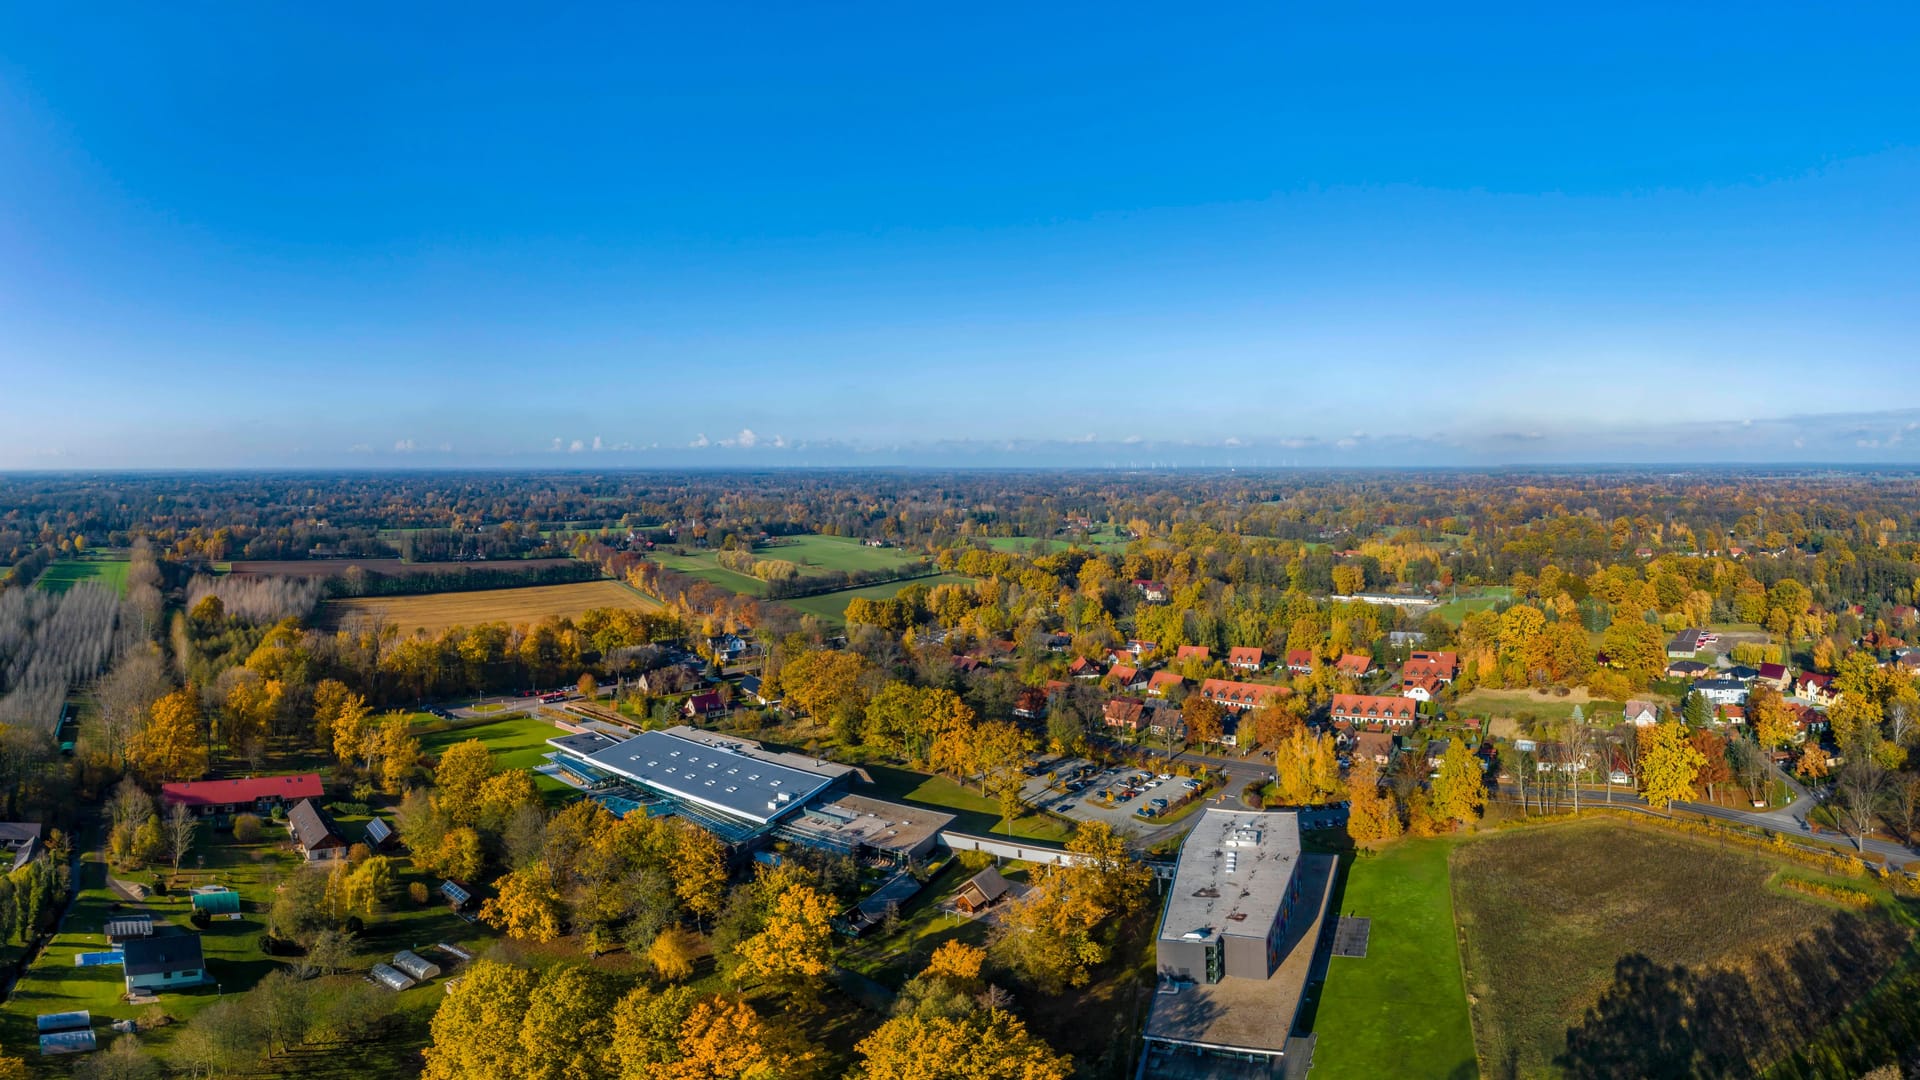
left=2, top=3, right=1916, bottom=468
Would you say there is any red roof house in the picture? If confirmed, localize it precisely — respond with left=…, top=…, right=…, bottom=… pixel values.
left=162, top=774, right=323, bottom=816
left=1175, top=645, right=1211, bottom=662
left=1198, top=679, right=1289, bottom=712
left=1147, top=671, right=1185, bottom=696
left=1227, top=647, right=1265, bottom=671
left=1285, top=649, right=1316, bottom=674
left=1336, top=653, right=1377, bottom=678
left=1329, top=693, right=1419, bottom=727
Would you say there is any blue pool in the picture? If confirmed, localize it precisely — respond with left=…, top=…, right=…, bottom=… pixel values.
left=73, top=951, right=123, bottom=967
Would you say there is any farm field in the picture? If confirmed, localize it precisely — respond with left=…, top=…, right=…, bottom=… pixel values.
left=650, top=534, right=926, bottom=597
left=318, top=579, right=659, bottom=634
left=228, top=556, right=581, bottom=578
left=976, top=532, right=1134, bottom=554
left=780, top=573, right=975, bottom=626
left=1310, top=839, right=1478, bottom=1080
left=35, top=555, right=130, bottom=595
left=1450, top=819, right=1909, bottom=1077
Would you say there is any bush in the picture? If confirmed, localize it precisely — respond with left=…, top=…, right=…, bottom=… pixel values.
left=232, top=813, right=264, bottom=843
left=342, top=915, right=363, bottom=934
left=189, top=909, right=211, bottom=929
left=409, top=881, right=430, bottom=905
left=1776, top=875, right=1874, bottom=908
left=329, top=802, right=371, bottom=818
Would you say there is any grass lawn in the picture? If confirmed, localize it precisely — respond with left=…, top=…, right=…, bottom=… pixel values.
left=863, top=763, right=1073, bottom=844
left=976, top=533, right=1134, bottom=554
left=415, top=714, right=572, bottom=797
left=1450, top=818, right=1911, bottom=1078
left=1309, top=838, right=1477, bottom=1080
left=652, top=535, right=930, bottom=599
left=1433, top=586, right=1513, bottom=625
left=34, top=555, right=130, bottom=596
left=779, top=573, right=975, bottom=627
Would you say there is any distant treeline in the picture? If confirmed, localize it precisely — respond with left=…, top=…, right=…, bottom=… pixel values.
left=321, top=560, right=601, bottom=599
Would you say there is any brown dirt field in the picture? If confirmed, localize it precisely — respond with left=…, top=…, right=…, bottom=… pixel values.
left=317, top=580, right=661, bottom=635
left=229, top=558, right=581, bottom=578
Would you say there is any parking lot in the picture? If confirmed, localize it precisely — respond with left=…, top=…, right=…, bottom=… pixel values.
left=1020, top=757, right=1217, bottom=835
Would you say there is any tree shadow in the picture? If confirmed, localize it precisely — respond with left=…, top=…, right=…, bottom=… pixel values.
left=1557, top=913, right=1911, bottom=1079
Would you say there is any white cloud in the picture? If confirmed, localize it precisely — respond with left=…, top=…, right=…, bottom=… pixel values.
left=735, top=428, right=758, bottom=448
left=690, top=434, right=710, bottom=448
left=348, top=443, right=373, bottom=454
left=771, top=434, right=789, bottom=449
left=550, top=437, right=565, bottom=452
left=394, top=439, right=417, bottom=453
left=592, top=436, right=604, bottom=451
left=569, top=439, right=585, bottom=453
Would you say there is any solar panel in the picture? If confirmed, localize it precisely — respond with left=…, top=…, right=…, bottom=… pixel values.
left=1331, top=916, right=1371, bottom=958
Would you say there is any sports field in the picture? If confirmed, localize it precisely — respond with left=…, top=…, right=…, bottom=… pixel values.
left=1310, top=839, right=1478, bottom=1080
left=781, top=573, right=975, bottom=626
left=651, top=534, right=924, bottom=597
left=318, top=580, right=660, bottom=635
left=35, top=556, right=130, bottom=595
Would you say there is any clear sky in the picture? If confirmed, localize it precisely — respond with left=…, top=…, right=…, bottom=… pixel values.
left=2, top=3, right=1916, bottom=468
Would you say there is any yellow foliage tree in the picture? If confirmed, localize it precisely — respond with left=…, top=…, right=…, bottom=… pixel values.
left=421, top=958, right=538, bottom=1080
left=131, top=686, right=209, bottom=783
left=661, top=996, right=796, bottom=1080
left=435, top=739, right=496, bottom=825
left=734, top=882, right=834, bottom=986
left=1639, top=720, right=1707, bottom=809
left=670, top=822, right=728, bottom=922
left=480, top=865, right=565, bottom=943
left=924, top=940, right=985, bottom=982
left=1429, top=738, right=1486, bottom=827
left=854, top=1008, right=1072, bottom=1080
left=1271, top=728, right=1343, bottom=806
left=1344, top=756, right=1401, bottom=844
left=649, top=927, right=699, bottom=982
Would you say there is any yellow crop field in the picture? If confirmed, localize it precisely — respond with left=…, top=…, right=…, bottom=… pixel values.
left=318, top=580, right=661, bottom=635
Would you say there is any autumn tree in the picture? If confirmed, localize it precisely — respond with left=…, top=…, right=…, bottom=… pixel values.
left=670, top=822, right=728, bottom=924
left=1182, top=695, right=1224, bottom=746
left=649, top=927, right=699, bottom=982
left=434, top=739, right=496, bottom=825
left=733, top=879, right=835, bottom=988
left=1429, top=739, right=1486, bottom=827
left=855, top=1008, right=1071, bottom=1080
left=1689, top=729, right=1731, bottom=802
left=1748, top=686, right=1797, bottom=750
left=421, top=959, right=539, bottom=1080
left=130, top=686, right=209, bottom=783
left=1639, top=721, right=1707, bottom=809
left=780, top=649, right=869, bottom=729
left=480, top=864, right=565, bottom=943
left=1600, top=617, right=1666, bottom=687
left=1271, top=728, right=1343, bottom=807
left=1345, top=756, right=1401, bottom=843
left=519, top=964, right=620, bottom=1080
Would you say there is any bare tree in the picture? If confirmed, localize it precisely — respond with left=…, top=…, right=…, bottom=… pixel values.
left=166, top=802, right=200, bottom=878
left=1563, top=716, right=1595, bottom=816
left=1886, top=772, right=1920, bottom=845
left=96, top=647, right=171, bottom=764
left=1834, top=755, right=1888, bottom=852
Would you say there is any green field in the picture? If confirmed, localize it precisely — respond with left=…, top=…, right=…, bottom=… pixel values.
left=864, top=762, right=1072, bottom=844
left=651, top=535, right=925, bottom=597
left=1451, top=819, right=1907, bottom=1078
left=1434, top=585, right=1514, bottom=625
left=976, top=532, right=1134, bottom=554
left=1310, top=839, right=1478, bottom=1080
left=35, top=555, right=130, bottom=595
left=780, top=573, right=975, bottom=626
left=1454, top=686, right=1626, bottom=726
left=415, top=713, right=573, bottom=797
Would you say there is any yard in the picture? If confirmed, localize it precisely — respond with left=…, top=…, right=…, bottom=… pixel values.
left=1449, top=818, right=1912, bottom=1077
left=1453, top=686, right=1627, bottom=726
left=779, top=573, right=975, bottom=627
left=0, top=820, right=478, bottom=1076
left=1307, top=838, right=1478, bottom=1080
left=415, top=714, right=573, bottom=797
left=317, top=579, right=661, bottom=635
left=1433, top=586, right=1514, bottom=625
left=34, top=555, right=130, bottom=596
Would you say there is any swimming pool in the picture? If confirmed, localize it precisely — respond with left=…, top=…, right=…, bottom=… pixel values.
left=73, top=951, right=123, bottom=967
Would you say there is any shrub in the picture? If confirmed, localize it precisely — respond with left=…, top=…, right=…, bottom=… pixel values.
left=232, top=813, right=263, bottom=843
left=347, top=843, right=372, bottom=866
left=189, top=909, right=211, bottom=929
left=409, top=881, right=430, bottom=905
left=1776, top=875, right=1874, bottom=908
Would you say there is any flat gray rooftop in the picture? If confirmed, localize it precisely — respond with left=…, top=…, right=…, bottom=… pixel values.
left=547, top=730, right=620, bottom=757
left=583, top=727, right=841, bottom=824
left=788, top=794, right=955, bottom=854
left=1159, top=809, right=1302, bottom=945
left=1144, top=852, right=1336, bottom=1058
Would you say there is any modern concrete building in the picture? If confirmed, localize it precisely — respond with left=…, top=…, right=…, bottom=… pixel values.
left=1142, top=809, right=1337, bottom=1078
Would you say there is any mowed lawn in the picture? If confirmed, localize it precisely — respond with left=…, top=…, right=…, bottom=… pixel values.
left=1449, top=820, right=1887, bottom=1077
left=36, top=556, right=130, bottom=595
left=652, top=535, right=926, bottom=598
left=1454, top=686, right=1627, bottom=725
left=417, top=714, right=572, bottom=795
left=1433, top=586, right=1514, bottom=625
left=780, top=573, right=975, bottom=626
left=1311, top=838, right=1478, bottom=1080
left=318, top=579, right=660, bottom=635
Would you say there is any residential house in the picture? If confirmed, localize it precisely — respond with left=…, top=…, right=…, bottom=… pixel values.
left=1329, top=694, right=1419, bottom=728
left=682, top=691, right=726, bottom=718
left=1725, top=664, right=1761, bottom=683
left=1040, top=633, right=1072, bottom=652
left=1353, top=729, right=1394, bottom=767
left=1335, top=653, right=1376, bottom=678
left=1133, top=580, right=1170, bottom=603
left=638, top=665, right=700, bottom=696
left=1104, top=699, right=1149, bottom=734
left=1755, top=663, right=1791, bottom=691
left=953, top=655, right=984, bottom=675
left=1425, top=739, right=1451, bottom=772
left=1399, top=675, right=1443, bottom=703
left=1665, top=659, right=1712, bottom=680
left=122, top=933, right=208, bottom=995
left=1667, top=629, right=1705, bottom=658
left=1146, top=703, right=1186, bottom=740
left=1109, top=665, right=1146, bottom=691
left=161, top=774, right=324, bottom=819
left=1623, top=700, right=1660, bottom=726
left=1127, top=639, right=1157, bottom=658
left=1146, top=671, right=1184, bottom=697
left=1198, top=679, right=1288, bottom=712
left=1066, top=656, right=1100, bottom=680
left=1013, top=688, right=1048, bottom=720
left=286, top=799, right=349, bottom=862
left=1176, top=645, right=1211, bottom=663
left=739, top=675, right=778, bottom=706
left=1285, top=649, right=1316, bottom=675
left=1403, top=651, right=1460, bottom=683
left=954, top=867, right=1013, bottom=914
left=1690, top=679, right=1749, bottom=708
left=0, top=823, right=41, bottom=872
left=1227, top=647, right=1265, bottom=672
left=1796, top=672, right=1838, bottom=706
left=1888, top=605, right=1918, bottom=627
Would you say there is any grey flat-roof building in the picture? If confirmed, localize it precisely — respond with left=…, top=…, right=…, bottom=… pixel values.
left=568, top=727, right=846, bottom=826
left=1156, top=809, right=1302, bottom=984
